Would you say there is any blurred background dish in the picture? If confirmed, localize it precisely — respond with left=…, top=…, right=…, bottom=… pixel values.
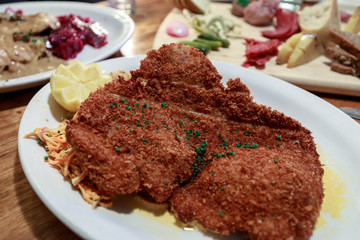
left=0, top=1, right=135, bottom=93
left=154, top=1, right=360, bottom=97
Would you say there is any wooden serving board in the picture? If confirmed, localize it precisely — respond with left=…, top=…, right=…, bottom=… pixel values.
left=153, top=3, right=360, bottom=97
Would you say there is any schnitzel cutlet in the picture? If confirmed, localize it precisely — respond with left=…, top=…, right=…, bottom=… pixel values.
left=66, top=43, right=323, bottom=239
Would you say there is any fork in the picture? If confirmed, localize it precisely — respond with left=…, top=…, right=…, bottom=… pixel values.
left=339, top=107, right=360, bottom=120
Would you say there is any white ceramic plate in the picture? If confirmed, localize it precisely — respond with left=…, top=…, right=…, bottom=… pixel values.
left=18, top=56, right=360, bottom=240
left=0, top=1, right=134, bottom=93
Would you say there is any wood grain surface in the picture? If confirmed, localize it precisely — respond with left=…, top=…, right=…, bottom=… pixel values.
left=0, top=1, right=358, bottom=240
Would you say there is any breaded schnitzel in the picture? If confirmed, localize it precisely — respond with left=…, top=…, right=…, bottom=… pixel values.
left=169, top=110, right=322, bottom=239
left=66, top=43, right=323, bottom=239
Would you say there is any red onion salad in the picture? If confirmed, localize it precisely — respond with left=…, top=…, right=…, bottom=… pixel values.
left=48, top=14, right=108, bottom=60
left=166, top=21, right=189, bottom=38
left=4, top=7, right=23, bottom=15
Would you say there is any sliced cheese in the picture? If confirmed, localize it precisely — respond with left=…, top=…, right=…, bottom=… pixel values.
left=298, top=0, right=340, bottom=47
left=344, top=7, right=360, bottom=34
left=277, top=32, right=304, bottom=65
left=287, top=34, right=324, bottom=68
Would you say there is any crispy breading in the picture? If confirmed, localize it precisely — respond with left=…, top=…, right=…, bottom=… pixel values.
left=66, top=43, right=323, bottom=239
left=169, top=120, right=322, bottom=239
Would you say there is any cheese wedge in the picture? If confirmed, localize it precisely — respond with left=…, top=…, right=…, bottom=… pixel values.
left=277, top=32, right=304, bottom=65
left=344, top=7, right=360, bottom=34
left=287, top=33, right=324, bottom=68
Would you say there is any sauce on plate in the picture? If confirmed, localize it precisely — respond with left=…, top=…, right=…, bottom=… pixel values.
left=0, top=11, right=66, bottom=81
left=113, top=149, right=349, bottom=236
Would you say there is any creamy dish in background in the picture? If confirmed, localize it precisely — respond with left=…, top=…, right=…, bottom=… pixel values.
left=0, top=11, right=66, bottom=80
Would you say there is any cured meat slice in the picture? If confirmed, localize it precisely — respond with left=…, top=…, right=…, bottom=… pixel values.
left=242, top=38, right=281, bottom=68
left=261, top=8, right=300, bottom=40
left=243, top=0, right=279, bottom=26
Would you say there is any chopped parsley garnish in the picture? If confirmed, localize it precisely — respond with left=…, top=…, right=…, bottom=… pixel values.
left=219, top=209, right=224, bottom=217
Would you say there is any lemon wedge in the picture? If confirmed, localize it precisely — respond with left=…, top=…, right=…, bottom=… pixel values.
left=50, top=60, right=111, bottom=112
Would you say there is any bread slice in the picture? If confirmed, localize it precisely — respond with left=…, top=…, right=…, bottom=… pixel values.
left=329, top=29, right=360, bottom=59
left=325, top=45, right=360, bottom=67
left=298, top=0, right=340, bottom=47
left=330, top=62, right=359, bottom=76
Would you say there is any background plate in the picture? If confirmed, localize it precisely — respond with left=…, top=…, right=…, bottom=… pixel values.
left=0, top=1, right=134, bottom=93
left=18, top=56, right=360, bottom=239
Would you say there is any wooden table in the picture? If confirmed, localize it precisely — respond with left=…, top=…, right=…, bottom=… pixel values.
left=0, top=0, right=359, bottom=239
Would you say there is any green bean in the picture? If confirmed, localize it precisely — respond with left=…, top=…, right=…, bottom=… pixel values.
left=198, top=33, right=230, bottom=48
left=180, top=41, right=211, bottom=55
left=194, top=38, right=222, bottom=50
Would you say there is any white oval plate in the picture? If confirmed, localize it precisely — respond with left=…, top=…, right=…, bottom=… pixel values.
left=18, top=56, right=360, bottom=240
left=0, top=1, right=134, bottom=93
